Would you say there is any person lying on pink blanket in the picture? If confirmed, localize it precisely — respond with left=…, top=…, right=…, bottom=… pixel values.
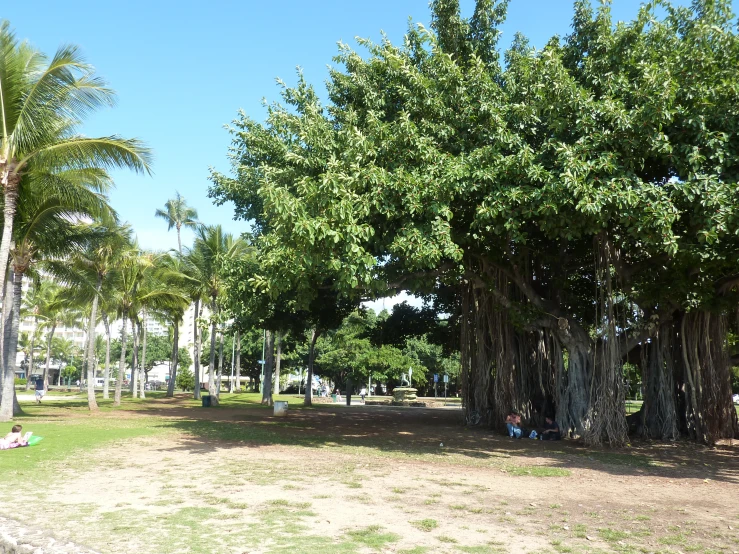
left=0, top=425, right=29, bottom=450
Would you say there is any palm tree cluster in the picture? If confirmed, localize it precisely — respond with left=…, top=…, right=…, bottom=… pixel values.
left=0, top=20, right=251, bottom=420
left=0, top=21, right=252, bottom=419
left=0, top=21, right=156, bottom=419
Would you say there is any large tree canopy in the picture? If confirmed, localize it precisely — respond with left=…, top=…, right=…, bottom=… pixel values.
left=211, top=0, right=739, bottom=445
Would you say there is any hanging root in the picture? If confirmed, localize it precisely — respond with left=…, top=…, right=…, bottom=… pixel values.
left=639, top=325, right=679, bottom=440
left=584, top=236, right=628, bottom=447
left=677, top=311, right=735, bottom=444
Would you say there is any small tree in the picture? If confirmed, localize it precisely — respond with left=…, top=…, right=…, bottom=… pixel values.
left=176, top=366, right=194, bottom=391
left=61, top=365, right=79, bottom=384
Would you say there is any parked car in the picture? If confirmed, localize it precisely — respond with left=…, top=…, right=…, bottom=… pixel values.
left=733, top=393, right=739, bottom=404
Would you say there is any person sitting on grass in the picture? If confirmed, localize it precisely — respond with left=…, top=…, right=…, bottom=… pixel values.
left=540, top=417, right=561, bottom=441
left=505, top=411, right=522, bottom=439
left=0, top=425, right=28, bottom=450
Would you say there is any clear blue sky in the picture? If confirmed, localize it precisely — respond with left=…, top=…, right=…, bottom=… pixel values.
left=4, top=0, right=713, bottom=251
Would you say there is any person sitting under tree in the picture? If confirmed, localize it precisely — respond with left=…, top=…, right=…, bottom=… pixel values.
left=540, top=417, right=561, bottom=441
left=505, top=411, right=522, bottom=438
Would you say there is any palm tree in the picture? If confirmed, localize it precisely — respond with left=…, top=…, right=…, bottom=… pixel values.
left=0, top=22, right=151, bottom=418
left=0, top=23, right=151, bottom=300
left=37, top=293, right=79, bottom=390
left=51, top=336, right=76, bottom=383
left=155, top=192, right=199, bottom=255
left=184, top=225, right=248, bottom=406
left=20, top=279, right=47, bottom=390
left=49, top=223, right=131, bottom=406
left=108, top=246, right=188, bottom=405
left=157, top=253, right=195, bottom=398
left=1, top=202, right=115, bottom=418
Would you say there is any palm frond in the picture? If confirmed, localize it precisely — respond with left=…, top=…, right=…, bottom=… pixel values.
left=20, top=135, right=153, bottom=175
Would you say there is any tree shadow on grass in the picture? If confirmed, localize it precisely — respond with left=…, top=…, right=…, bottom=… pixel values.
left=131, top=402, right=739, bottom=485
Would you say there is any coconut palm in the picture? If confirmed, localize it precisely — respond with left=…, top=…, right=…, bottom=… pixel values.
left=184, top=225, right=248, bottom=406
left=0, top=22, right=151, bottom=298
left=107, top=246, right=188, bottom=405
left=156, top=253, right=196, bottom=397
left=0, top=22, right=150, bottom=418
left=20, top=278, right=48, bottom=390
left=1, top=206, right=100, bottom=418
left=155, top=192, right=200, bottom=254
left=37, top=291, right=80, bottom=390
left=47, top=223, right=132, bottom=410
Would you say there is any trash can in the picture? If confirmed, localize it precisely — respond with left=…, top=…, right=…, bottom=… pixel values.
left=274, top=401, right=288, bottom=416
left=202, top=395, right=211, bottom=407
left=331, top=394, right=337, bottom=403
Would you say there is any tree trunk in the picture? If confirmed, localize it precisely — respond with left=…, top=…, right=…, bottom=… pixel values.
left=216, top=328, right=224, bottom=393
left=167, top=319, right=179, bottom=397
left=139, top=313, right=147, bottom=399
left=85, top=276, right=101, bottom=411
left=43, top=324, right=56, bottom=391
left=304, top=328, right=320, bottom=407
left=114, top=314, right=128, bottom=406
left=261, top=330, right=274, bottom=405
left=0, top=269, right=17, bottom=420
left=207, top=301, right=219, bottom=406
left=639, top=325, right=679, bottom=440
left=193, top=298, right=201, bottom=400
left=234, top=331, right=241, bottom=392
left=273, top=332, right=282, bottom=395
left=25, top=316, right=37, bottom=390
left=0, top=171, right=19, bottom=350
left=0, top=273, right=7, bottom=410
left=103, top=314, right=111, bottom=400
left=0, top=270, right=24, bottom=419
left=130, top=319, right=139, bottom=398
left=678, top=311, right=737, bottom=444
left=555, top=334, right=591, bottom=439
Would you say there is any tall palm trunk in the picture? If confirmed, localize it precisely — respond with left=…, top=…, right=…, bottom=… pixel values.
left=193, top=298, right=201, bottom=400
left=207, top=301, right=219, bottom=405
left=216, top=328, right=224, bottom=393
left=114, top=314, right=128, bottom=406
left=234, top=331, right=241, bottom=392
left=25, top=316, right=38, bottom=390
left=0, top=269, right=18, bottom=420
left=0, top=168, right=20, bottom=331
left=304, top=328, right=320, bottom=407
left=167, top=319, right=179, bottom=397
left=176, top=224, right=182, bottom=256
left=8, top=272, right=23, bottom=418
left=43, top=323, right=56, bottom=391
left=103, top=314, right=111, bottom=399
left=261, top=330, right=275, bottom=406
left=85, top=276, right=101, bottom=411
left=130, top=319, right=139, bottom=398
left=273, top=332, right=282, bottom=395
left=139, top=313, right=147, bottom=399
left=0, top=269, right=24, bottom=419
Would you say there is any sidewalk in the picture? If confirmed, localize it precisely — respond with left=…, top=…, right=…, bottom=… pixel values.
left=0, top=515, right=99, bottom=554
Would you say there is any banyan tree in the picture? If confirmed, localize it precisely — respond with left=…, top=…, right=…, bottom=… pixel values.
left=210, top=0, right=739, bottom=445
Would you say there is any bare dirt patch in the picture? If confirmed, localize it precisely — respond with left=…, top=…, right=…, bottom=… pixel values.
left=3, top=401, right=738, bottom=553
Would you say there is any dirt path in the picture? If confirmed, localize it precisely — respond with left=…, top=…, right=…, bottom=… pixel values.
left=3, top=402, right=739, bottom=553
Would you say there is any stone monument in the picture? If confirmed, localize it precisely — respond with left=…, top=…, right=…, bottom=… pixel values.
left=392, top=372, right=418, bottom=404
